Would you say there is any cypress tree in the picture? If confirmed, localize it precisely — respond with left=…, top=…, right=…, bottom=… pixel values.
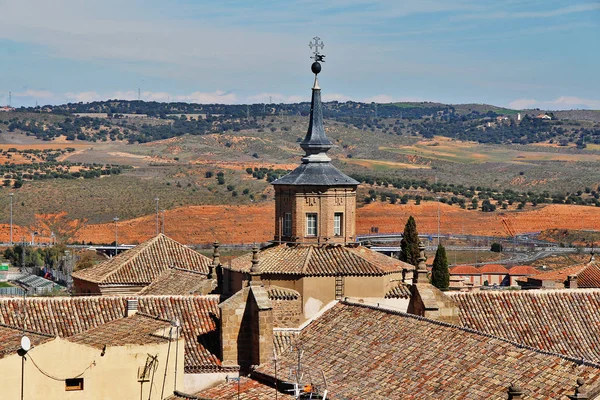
left=431, top=244, right=449, bottom=290
left=400, top=216, right=420, bottom=267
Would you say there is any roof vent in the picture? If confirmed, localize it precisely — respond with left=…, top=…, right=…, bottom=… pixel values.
left=126, top=299, right=138, bottom=317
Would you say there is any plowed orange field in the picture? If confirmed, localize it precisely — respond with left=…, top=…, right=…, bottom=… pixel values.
left=1, top=202, right=599, bottom=245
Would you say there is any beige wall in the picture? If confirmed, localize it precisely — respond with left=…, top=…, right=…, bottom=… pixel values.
left=0, top=337, right=184, bottom=400
left=274, top=186, right=357, bottom=244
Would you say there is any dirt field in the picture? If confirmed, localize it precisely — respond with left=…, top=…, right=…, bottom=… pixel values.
left=1, top=201, right=599, bottom=245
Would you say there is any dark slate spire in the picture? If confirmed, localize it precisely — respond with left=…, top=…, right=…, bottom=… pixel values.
left=272, top=39, right=359, bottom=187
left=300, top=75, right=333, bottom=162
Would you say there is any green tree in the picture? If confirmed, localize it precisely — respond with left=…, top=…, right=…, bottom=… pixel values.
left=400, top=216, right=420, bottom=267
left=431, top=244, right=449, bottom=290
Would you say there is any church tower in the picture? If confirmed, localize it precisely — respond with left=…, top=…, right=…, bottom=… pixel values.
left=272, top=41, right=359, bottom=245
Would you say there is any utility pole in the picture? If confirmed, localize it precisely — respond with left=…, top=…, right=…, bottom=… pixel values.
left=8, top=91, right=11, bottom=107
left=113, top=217, right=119, bottom=256
left=9, top=192, right=14, bottom=245
left=161, top=210, right=165, bottom=234
left=155, top=197, right=159, bottom=235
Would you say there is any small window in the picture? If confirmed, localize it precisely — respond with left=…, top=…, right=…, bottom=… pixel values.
left=283, top=213, right=292, bottom=236
left=334, top=213, right=343, bottom=236
left=65, top=378, right=84, bottom=391
left=306, top=213, right=318, bottom=236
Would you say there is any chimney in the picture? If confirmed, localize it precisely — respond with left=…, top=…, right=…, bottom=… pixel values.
left=413, top=241, right=428, bottom=284
left=507, top=383, right=523, bottom=399
left=569, top=378, right=588, bottom=400
left=126, top=299, right=138, bottom=317
left=249, top=244, right=262, bottom=285
left=567, top=274, right=578, bottom=289
left=209, top=241, right=220, bottom=279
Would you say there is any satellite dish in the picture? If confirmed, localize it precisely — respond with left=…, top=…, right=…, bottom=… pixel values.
left=21, top=336, right=31, bottom=352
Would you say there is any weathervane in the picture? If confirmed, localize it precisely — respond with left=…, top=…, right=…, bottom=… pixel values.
left=309, top=37, right=325, bottom=76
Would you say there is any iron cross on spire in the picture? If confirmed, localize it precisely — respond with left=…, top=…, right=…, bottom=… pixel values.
left=309, top=36, right=325, bottom=62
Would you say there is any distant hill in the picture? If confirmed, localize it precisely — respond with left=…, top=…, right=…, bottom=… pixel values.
left=1, top=100, right=598, bottom=147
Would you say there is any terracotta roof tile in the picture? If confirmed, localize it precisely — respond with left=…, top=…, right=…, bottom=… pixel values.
left=68, top=313, right=172, bottom=349
left=479, top=264, right=509, bottom=274
left=508, top=265, right=539, bottom=275
left=254, top=301, right=600, bottom=399
left=198, top=377, right=294, bottom=400
left=0, top=295, right=225, bottom=373
left=72, top=234, right=211, bottom=285
left=384, top=283, right=411, bottom=299
left=273, top=330, right=298, bottom=356
left=449, top=265, right=480, bottom=274
left=0, top=324, right=53, bottom=359
left=267, top=286, right=300, bottom=300
left=452, top=290, right=600, bottom=362
left=138, top=268, right=210, bottom=296
left=526, top=262, right=588, bottom=283
left=228, top=244, right=410, bottom=276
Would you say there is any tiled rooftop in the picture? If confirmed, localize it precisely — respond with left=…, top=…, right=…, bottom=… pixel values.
left=254, top=301, right=600, bottom=399
left=228, top=244, right=411, bottom=276
left=273, top=330, right=298, bottom=356
left=138, top=268, right=210, bottom=296
left=452, top=289, right=600, bottom=362
left=267, top=286, right=300, bottom=300
left=72, top=234, right=212, bottom=285
left=68, top=313, right=173, bottom=349
left=479, top=264, right=509, bottom=274
left=508, top=265, right=538, bottom=275
left=197, top=377, right=294, bottom=400
left=449, top=265, right=480, bottom=274
left=523, top=259, right=600, bottom=287
left=0, top=295, right=225, bottom=373
left=384, top=283, right=411, bottom=299
left=0, top=324, right=53, bottom=359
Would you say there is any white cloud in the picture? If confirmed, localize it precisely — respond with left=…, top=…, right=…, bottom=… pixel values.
left=14, top=90, right=54, bottom=98
left=62, top=90, right=238, bottom=104
left=508, top=96, right=600, bottom=110
left=508, top=98, right=538, bottom=109
left=323, top=93, right=353, bottom=102
left=65, top=91, right=101, bottom=103
left=549, top=96, right=600, bottom=109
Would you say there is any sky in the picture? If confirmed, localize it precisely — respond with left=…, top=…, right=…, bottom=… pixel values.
left=0, top=0, right=598, bottom=109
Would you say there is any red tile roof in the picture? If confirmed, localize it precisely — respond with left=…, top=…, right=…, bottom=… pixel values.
left=479, top=264, right=509, bottom=274
left=525, top=260, right=600, bottom=287
left=0, top=324, right=53, bottom=359
left=449, top=265, right=480, bottom=274
left=452, top=290, right=600, bottom=362
left=267, top=286, right=300, bottom=300
left=273, top=330, right=298, bottom=356
left=254, top=301, right=600, bottom=399
left=508, top=265, right=538, bottom=275
left=138, top=268, right=211, bottom=296
left=228, top=244, right=411, bottom=276
left=384, top=283, right=411, bottom=299
left=67, top=313, right=173, bottom=349
left=198, top=377, right=294, bottom=400
left=72, top=234, right=212, bottom=285
left=526, top=263, right=587, bottom=283
left=0, top=295, right=225, bottom=373
left=575, top=260, right=600, bottom=287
